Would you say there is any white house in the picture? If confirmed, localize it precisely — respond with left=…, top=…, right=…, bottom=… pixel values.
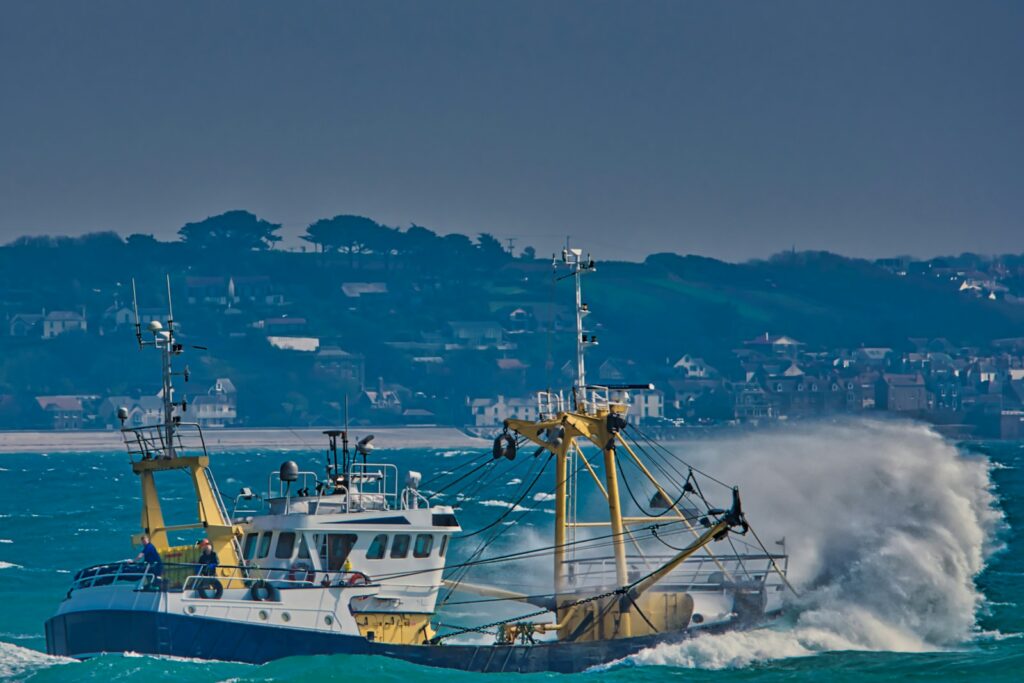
left=43, top=311, right=87, bottom=339
left=627, top=389, right=665, bottom=425
left=470, top=395, right=539, bottom=428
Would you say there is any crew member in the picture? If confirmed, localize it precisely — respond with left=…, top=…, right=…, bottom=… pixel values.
left=197, top=539, right=219, bottom=576
left=135, top=534, right=163, bottom=577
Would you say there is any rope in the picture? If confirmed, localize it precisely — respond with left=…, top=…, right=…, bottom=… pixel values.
left=746, top=522, right=801, bottom=598
left=458, top=453, right=553, bottom=539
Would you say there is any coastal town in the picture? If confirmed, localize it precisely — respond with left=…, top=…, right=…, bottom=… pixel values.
left=2, top=214, right=1023, bottom=441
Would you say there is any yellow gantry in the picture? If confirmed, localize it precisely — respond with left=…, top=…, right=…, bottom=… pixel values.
left=505, top=401, right=733, bottom=643
left=132, top=455, right=242, bottom=568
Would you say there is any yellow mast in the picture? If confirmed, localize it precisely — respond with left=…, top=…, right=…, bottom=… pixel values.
left=123, top=277, right=242, bottom=569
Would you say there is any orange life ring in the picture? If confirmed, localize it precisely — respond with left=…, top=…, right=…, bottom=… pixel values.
left=288, top=561, right=315, bottom=584
left=345, top=571, right=371, bottom=586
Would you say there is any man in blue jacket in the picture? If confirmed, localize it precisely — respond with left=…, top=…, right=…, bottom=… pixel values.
left=135, top=534, right=163, bottom=577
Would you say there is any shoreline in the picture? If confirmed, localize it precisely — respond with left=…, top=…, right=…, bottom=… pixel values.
left=0, top=426, right=488, bottom=454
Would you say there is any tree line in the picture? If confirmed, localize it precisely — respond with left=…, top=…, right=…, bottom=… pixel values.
left=50, top=209, right=538, bottom=262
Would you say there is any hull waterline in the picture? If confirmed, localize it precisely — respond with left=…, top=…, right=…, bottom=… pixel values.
left=45, top=609, right=775, bottom=674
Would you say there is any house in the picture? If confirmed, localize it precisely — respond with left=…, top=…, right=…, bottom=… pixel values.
left=268, top=336, right=320, bottom=352
left=504, top=307, right=534, bottom=333
left=189, top=378, right=238, bottom=428
left=128, top=397, right=164, bottom=427
left=846, top=373, right=880, bottom=411
left=470, top=395, right=539, bottom=428
left=359, top=389, right=402, bottom=414
left=97, top=395, right=164, bottom=428
left=231, top=276, right=277, bottom=304
left=672, top=355, right=717, bottom=378
left=852, top=347, right=893, bottom=369
left=877, top=373, right=928, bottom=412
left=35, top=395, right=84, bottom=430
left=627, top=389, right=664, bottom=425
left=186, top=276, right=229, bottom=305
left=314, top=346, right=366, bottom=387
left=597, top=358, right=637, bottom=383
left=9, top=312, right=42, bottom=337
left=102, top=305, right=163, bottom=330
left=743, top=333, right=804, bottom=357
left=734, top=380, right=774, bottom=421
left=42, top=311, right=87, bottom=339
left=447, top=321, right=504, bottom=348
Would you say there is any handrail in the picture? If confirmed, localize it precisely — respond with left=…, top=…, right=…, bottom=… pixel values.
left=68, top=560, right=381, bottom=594
left=121, top=422, right=209, bottom=462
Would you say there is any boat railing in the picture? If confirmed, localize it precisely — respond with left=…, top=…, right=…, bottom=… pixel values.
left=401, top=486, right=431, bottom=510
left=347, top=462, right=398, bottom=512
left=121, top=422, right=208, bottom=462
left=565, top=552, right=789, bottom=590
left=579, top=385, right=630, bottom=416
left=536, top=390, right=566, bottom=419
left=69, top=561, right=155, bottom=592
left=67, top=560, right=378, bottom=595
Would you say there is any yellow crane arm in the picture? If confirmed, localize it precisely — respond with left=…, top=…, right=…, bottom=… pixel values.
left=627, top=519, right=729, bottom=601
left=442, top=580, right=555, bottom=610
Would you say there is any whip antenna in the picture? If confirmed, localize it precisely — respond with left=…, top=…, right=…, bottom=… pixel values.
left=131, top=278, right=143, bottom=348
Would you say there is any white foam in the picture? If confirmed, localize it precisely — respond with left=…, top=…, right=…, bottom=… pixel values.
left=625, top=419, right=1002, bottom=669
left=0, top=641, right=75, bottom=679
left=478, top=499, right=525, bottom=511
left=0, top=561, right=22, bottom=570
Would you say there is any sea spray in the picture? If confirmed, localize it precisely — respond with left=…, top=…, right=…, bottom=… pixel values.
left=626, top=418, right=1004, bottom=669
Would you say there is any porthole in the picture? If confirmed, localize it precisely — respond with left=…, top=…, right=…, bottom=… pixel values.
left=258, top=610, right=269, bottom=621
left=324, top=615, right=334, bottom=626
left=691, top=613, right=704, bottom=624
left=186, top=605, right=196, bottom=615
left=281, top=612, right=291, bottom=622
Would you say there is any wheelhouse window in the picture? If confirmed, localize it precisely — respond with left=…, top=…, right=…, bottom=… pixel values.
left=297, top=534, right=311, bottom=559
left=275, top=532, right=296, bottom=559
left=439, top=535, right=449, bottom=558
left=258, top=533, right=272, bottom=559
left=243, top=533, right=258, bottom=560
left=413, top=534, right=434, bottom=558
left=391, top=534, right=410, bottom=558
left=321, top=534, right=358, bottom=571
left=367, top=534, right=388, bottom=560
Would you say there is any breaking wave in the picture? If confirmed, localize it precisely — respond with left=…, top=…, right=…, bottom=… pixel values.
left=626, top=418, right=1004, bottom=669
left=0, top=641, right=74, bottom=680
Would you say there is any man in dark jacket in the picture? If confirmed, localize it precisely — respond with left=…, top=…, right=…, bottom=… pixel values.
left=197, top=539, right=219, bottom=576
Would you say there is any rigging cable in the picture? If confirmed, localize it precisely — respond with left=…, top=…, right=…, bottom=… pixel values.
left=458, top=453, right=553, bottom=539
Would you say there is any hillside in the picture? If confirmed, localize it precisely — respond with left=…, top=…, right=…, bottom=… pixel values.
left=1, top=214, right=1023, bottom=428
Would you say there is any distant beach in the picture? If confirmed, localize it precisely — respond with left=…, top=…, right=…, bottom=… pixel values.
left=0, top=426, right=487, bottom=454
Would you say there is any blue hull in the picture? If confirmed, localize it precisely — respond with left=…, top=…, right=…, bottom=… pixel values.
left=46, top=609, right=725, bottom=673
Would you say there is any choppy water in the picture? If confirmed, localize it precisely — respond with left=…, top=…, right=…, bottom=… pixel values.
left=1, top=419, right=1021, bottom=681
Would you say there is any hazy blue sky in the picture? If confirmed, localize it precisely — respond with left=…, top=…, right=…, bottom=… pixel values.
left=1, top=1, right=1021, bottom=261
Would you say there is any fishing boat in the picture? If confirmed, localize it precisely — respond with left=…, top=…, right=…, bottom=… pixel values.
left=45, top=250, right=791, bottom=673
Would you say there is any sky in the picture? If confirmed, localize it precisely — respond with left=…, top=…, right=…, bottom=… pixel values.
left=0, top=1, right=1021, bottom=262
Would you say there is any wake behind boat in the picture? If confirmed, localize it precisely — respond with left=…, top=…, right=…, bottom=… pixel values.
left=45, top=249, right=792, bottom=673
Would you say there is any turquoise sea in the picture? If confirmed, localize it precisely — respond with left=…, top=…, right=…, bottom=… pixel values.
left=1, top=420, right=1021, bottom=681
